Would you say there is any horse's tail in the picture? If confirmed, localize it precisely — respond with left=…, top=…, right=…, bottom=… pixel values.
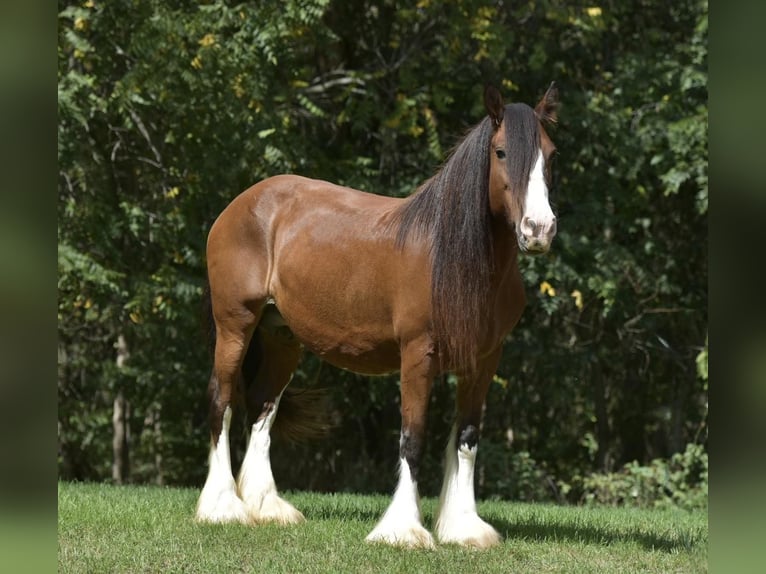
left=241, top=328, right=332, bottom=444
left=272, top=385, right=332, bottom=442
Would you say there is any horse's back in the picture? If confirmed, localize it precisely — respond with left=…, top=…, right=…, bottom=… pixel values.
left=252, top=173, right=398, bottom=216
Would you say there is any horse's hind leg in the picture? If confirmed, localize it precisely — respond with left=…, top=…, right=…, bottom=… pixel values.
left=237, top=311, right=304, bottom=525
left=195, top=314, right=257, bottom=524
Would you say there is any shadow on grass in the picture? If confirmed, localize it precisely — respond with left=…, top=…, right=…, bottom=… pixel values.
left=298, top=495, right=702, bottom=554
left=487, top=515, right=702, bottom=553
left=295, top=495, right=386, bottom=523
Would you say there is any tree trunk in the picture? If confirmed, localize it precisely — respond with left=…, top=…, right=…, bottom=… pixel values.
left=145, top=404, right=164, bottom=486
left=593, top=362, right=612, bottom=472
left=112, top=335, right=130, bottom=484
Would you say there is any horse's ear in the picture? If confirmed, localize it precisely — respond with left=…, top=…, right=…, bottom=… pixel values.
left=535, top=81, right=559, bottom=125
left=484, top=84, right=504, bottom=128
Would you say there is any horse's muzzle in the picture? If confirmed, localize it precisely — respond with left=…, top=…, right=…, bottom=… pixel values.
left=518, top=216, right=556, bottom=254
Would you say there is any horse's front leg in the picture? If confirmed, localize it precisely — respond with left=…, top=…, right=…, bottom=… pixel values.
left=435, top=349, right=502, bottom=548
left=366, top=338, right=436, bottom=548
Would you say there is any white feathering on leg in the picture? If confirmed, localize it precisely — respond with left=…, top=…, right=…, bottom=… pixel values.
left=195, top=407, right=249, bottom=524
left=434, top=426, right=501, bottom=548
left=365, top=458, right=434, bottom=548
left=237, top=393, right=304, bottom=525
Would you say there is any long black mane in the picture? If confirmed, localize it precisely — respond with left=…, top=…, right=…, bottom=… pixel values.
left=392, top=104, right=541, bottom=373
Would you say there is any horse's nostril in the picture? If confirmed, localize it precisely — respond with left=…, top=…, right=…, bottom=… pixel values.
left=525, top=218, right=537, bottom=233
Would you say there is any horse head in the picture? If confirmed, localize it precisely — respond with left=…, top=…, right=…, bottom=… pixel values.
left=485, top=83, right=559, bottom=254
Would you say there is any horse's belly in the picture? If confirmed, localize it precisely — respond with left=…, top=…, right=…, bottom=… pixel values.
left=303, top=340, right=401, bottom=376
left=264, top=301, right=402, bottom=375
left=290, top=319, right=401, bottom=375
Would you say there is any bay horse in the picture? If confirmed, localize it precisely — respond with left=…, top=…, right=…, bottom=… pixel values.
left=195, top=84, right=559, bottom=548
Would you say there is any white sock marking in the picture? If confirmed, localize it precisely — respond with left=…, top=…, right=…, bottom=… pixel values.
left=195, top=407, right=248, bottom=523
left=365, top=458, right=434, bottom=548
left=237, top=393, right=304, bottom=524
left=435, top=426, right=501, bottom=547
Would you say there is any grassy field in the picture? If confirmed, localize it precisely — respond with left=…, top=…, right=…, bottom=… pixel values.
left=58, top=482, right=707, bottom=573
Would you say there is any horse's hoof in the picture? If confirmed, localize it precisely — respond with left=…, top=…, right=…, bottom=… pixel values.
left=435, top=513, right=502, bottom=548
left=366, top=522, right=435, bottom=549
left=195, top=491, right=249, bottom=525
left=244, top=494, right=305, bottom=525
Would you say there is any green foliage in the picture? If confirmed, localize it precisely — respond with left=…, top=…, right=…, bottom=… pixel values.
left=696, top=335, right=709, bottom=382
left=482, top=445, right=558, bottom=503
left=58, top=0, right=707, bottom=506
left=579, top=443, right=708, bottom=510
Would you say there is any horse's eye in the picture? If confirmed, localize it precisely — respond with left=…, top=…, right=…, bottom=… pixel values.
left=495, top=149, right=506, bottom=159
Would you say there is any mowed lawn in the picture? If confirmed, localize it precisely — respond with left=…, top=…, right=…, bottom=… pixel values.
left=58, top=482, right=707, bottom=573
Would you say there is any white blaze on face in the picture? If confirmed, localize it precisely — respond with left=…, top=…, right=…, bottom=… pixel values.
left=519, top=150, right=556, bottom=251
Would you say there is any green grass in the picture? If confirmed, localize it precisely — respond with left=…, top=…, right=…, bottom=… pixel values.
left=58, top=482, right=707, bottom=573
